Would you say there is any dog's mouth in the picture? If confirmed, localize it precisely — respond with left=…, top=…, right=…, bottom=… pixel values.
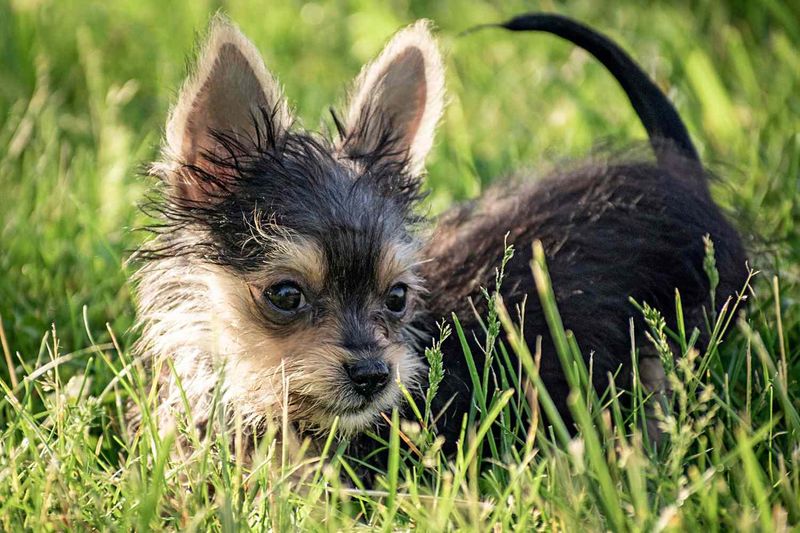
left=290, top=385, right=402, bottom=433
left=330, top=388, right=395, bottom=416
left=338, top=401, right=373, bottom=415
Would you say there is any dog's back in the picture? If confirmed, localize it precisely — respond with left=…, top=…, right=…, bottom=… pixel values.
left=415, top=14, right=748, bottom=444
left=421, top=152, right=747, bottom=440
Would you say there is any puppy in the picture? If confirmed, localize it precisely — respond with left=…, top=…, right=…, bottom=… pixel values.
left=134, top=16, right=443, bottom=448
left=133, top=13, right=747, bottom=459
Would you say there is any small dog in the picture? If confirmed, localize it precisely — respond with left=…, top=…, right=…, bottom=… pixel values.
left=135, top=16, right=443, bottom=445
left=133, top=13, right=746, bottom=454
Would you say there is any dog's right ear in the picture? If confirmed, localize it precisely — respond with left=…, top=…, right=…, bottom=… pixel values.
left=156, top=16, right=292, bottom=202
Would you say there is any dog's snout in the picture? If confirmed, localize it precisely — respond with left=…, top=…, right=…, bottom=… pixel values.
left=345, top=359, right=390, bottom=398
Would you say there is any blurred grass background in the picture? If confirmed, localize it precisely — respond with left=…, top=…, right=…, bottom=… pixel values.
left=1, top=0, right=799, bottom=391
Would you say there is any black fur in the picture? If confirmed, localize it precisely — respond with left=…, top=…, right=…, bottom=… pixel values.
left=417, top=150, right=747, bottom=448
left=139, top=14, right=748, bottom=467
left=351, top=13, right=747, bottom=459
left=142, top=107, right=424, bottom=283
left=138, top=107, right=431, bottom=374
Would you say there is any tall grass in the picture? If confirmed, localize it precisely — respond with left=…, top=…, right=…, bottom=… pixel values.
left=1, top=0, right=799, bottom=530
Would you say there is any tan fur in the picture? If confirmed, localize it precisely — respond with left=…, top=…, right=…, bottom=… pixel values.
left=378, top=240, right=425, bottom=293
left=242, top=228, right=328, bottom=292
left=135, top=239, right=425, bottom=439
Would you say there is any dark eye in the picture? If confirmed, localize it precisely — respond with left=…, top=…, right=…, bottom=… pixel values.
left=264, top=281, right=306, bottom=313
left=385, top=283, right=408, bottom=315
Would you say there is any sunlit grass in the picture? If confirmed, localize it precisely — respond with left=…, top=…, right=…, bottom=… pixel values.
left=1, top=0, right=799, bottom=530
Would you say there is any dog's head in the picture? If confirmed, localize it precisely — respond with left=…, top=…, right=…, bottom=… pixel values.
left=141, top=17, right=444, bottom=435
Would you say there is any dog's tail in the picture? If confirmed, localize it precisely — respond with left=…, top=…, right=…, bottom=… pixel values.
left=465, top=13, right=700, bottom=166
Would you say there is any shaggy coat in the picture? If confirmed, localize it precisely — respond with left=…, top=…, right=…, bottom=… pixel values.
left=133, top=13, right=747, bottom=459
left=358, top=13, right=748, bottom=453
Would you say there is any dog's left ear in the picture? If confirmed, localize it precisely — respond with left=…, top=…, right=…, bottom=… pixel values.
left=339, top=20, right=444, bottom=175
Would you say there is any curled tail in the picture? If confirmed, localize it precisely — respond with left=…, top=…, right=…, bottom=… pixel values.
left=466, top=13, right=700, bottom=166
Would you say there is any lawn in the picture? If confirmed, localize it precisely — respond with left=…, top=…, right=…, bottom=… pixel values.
left=1, top=0, right=799, bottom=530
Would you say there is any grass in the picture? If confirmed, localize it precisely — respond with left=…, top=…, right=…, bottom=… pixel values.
left=1, top=0, right=799, bottom=530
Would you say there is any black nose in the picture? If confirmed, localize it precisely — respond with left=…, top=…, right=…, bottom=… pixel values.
left=345, top=359, right=390, bottom=398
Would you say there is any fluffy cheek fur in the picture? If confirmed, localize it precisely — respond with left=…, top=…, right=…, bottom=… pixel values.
left=175, top=267, right=424, bottom=435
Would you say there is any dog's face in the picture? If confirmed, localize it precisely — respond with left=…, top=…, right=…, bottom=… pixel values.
left=143, top=18, right=444, bottom=434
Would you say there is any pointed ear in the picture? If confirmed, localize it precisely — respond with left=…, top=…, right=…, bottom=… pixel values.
left=159, top=16, right=291, bottom=202
left=339, top=20, right=445, bottom=175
